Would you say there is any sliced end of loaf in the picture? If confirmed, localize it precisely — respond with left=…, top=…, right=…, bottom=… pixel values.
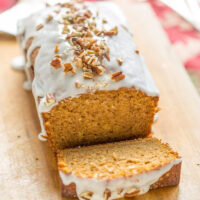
left=57, top=138, right=181, bottom=199
left=43, top=88, right=159, bottom=151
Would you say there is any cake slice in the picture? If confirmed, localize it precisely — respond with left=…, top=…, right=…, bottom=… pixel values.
left=57, top=138, right=181, bottom=200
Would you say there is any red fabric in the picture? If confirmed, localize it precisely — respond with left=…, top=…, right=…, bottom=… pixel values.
left=185, top=54, right=200, bottom=70
left=0, top=0, right=17, bottom=12
left=148, top=0, right=200, bottom=92
left=164, top=26, right=200, bottom=44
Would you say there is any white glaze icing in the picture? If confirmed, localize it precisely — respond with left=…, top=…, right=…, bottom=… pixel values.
left=59, top=158, right=181, bottom=200
left=23, top=80, right=32, bottom=91
left=11, top=56, right=25, bottom=71
left=11, top=56, right=32, bottom=91
left=17, top=1, right=159, bottom=140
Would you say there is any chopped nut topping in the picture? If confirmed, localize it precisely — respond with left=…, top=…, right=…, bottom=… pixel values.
left=50, top=58, right=62, bottom=69
left=36, top=24, right=44, bottom=31
left=117, top=188, right=123, bottom=195
left=80, top=191, right=93, bottom=200
left=45, top=3, right=50, bottom=7
left=62, top=29, right=70, bottom=34
left=75, top=81, right=81, bottom=88
left=135, top=50, right=139, bottom=54
left=83, top=72, right=94, bottom=79
left=104, top=189, right=111, bottom=200
left=64, top=63, right=76, bottom=74
left=55, top=54, right=61, bottom=58
left=53, top=2, right=120, bottom=79
left=54, top=44, right=59, bottom=53
left=84, top=10, right=92, bottom=18
left=102, top=19, right=107, bottom=23
left=124, top=188, right=140, bottom=197
left=54, top=9, right=60, bottom=14
left=45, top=93, right=56, bottom=106
left=116, top=58, right=123, bottom=66
left=93, top=66, right=105, bottom=75
left=104, top=26, right=118, bottom=36
left=75, top=58, right=83, bottom=68
left=111, top=71, right=125, bottom=82
left=46, top=15, right=53, bottom=22
left=105, top=52, right=110, bottom=61
left=93, top=29, right=102, bottom=36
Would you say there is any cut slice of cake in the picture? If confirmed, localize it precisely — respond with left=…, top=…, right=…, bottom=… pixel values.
left=57, top=138, right=181, bottom=200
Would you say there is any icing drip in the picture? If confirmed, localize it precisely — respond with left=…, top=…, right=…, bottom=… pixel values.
left=59, top=159, right=181, bottom=200
left=23, top=80, right=32, bottom=91
left=11, top=56, right=25, bottom=71
left=38, top=132, right=47, bottom=142
left=154, top=113, right=158, bottom=123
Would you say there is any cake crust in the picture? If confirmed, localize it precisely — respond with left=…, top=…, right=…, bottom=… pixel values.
left=60, top=163, right=181, bottom=199
left=57, top=138, right=181, bottom=199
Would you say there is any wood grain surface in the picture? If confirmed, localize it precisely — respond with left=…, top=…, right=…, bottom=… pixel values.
left=0, top=1, right=200, bottom=200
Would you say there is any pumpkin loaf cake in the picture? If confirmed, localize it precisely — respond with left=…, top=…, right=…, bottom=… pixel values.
left=58, top=138, right=182, bottom=200
left=17, top=0, right=159, bottom=151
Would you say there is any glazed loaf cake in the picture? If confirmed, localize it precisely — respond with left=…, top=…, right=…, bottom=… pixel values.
left=17, top=0, right=159, bottom=151
left=58, top=138, right=181, bottom=200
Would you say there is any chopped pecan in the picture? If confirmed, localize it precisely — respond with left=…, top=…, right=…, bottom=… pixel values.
left=111, top=71, right=125, bottom=82
left=90, top=57, right=100, bottom=66
left=102, top=19, right=107, bottom=23
left=104, top=26, right=118, bottom=36
left=75, top=58, right=83, bottom=68
left=80, top=191, right=93, bottom=200
left=46, top=15, right=53, bottom=22
left=124, top=188, right=140, bottom=197
left=54, top=9, right=60, bottom=14
left=36, top=24, right=44, bottom=31
left=64, top=63, right=76, bottom=74
left=50, top=58, right=62, bottom=69
left=104, top=189, right=111, bottom=200
left=54, top=44, right=59, bottom=53
left=75, top=81, right=81, bottom=88
left=83, top=72, right=94, bottom=79
left=93, top=66, right=105, bottom=75
left=84, top=10, right=92, bottom=18
left=70, top=37, right=79, bottom=46
left=55, top=54, right=61, bottom=58
left=117, top=188, right=123, bottom=195
left=93, top=29, right=102, bottom=36
left=116, top=58, right=123, bottom=66
left=135, top=50, right=139, bottom=54
left=105, top=52, right=110, bottom=61
left=45, top=2, right=50, bottom=7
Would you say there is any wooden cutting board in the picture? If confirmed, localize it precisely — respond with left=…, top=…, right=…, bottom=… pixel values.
left=1, top=1, right=200, bottom=199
